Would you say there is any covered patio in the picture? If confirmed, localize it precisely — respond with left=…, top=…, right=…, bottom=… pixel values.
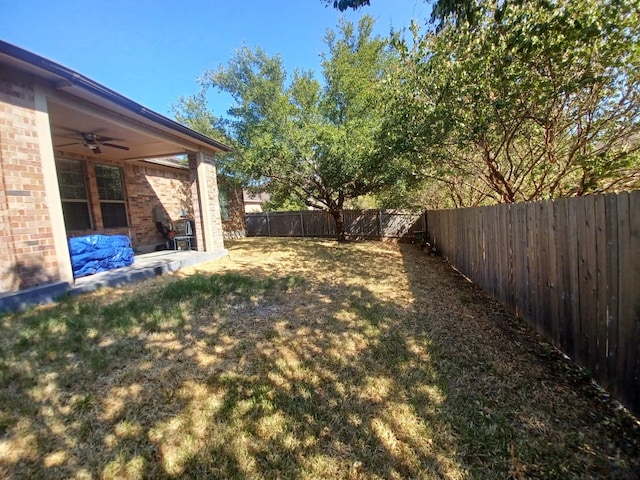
left=0, top=249, right=227, bottom=312
left=0, top=41, right=232, bottom=308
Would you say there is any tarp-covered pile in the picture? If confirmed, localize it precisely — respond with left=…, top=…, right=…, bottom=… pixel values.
left=68, top=235, right=134, bottom=278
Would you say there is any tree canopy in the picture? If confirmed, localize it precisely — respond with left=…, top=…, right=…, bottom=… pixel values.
left=322, top=0, right=370, bottom=12
left=322, top=0, right=478, bottom=28
left=379, top=0, right=640, bottom=207
left=176, top=0, right=640, bottom=218
left=182, top=16, right=400, bottom=240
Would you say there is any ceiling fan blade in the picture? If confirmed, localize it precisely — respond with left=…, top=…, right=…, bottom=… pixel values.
left=55, top=142, right=83, bottom=147
left=101, top=142, right=130, bottom=151
left=58, top=134, right=86, bottom=140
left=82, top=132, right=115, bottom=143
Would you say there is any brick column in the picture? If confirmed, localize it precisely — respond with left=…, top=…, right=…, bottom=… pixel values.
left=190, top=151, right=225, bottom=252
left=34, top=83, right=74, bottom=285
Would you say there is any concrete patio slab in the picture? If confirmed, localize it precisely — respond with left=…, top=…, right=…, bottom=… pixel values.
left=0, top=249, right=228, bottom=312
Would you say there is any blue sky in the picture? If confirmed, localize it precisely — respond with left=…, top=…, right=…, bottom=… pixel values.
left=1, top=0, right=430, bottom=120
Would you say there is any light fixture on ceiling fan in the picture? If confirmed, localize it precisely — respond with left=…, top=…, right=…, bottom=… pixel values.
left=56, top=132, right=130, bottom=154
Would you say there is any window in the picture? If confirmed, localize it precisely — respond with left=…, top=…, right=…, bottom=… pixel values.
left=56, top=158, right=92, bottom=231
left=95, top=165, right=128, bottom=228
left=218, top=185, right=230, bottom=221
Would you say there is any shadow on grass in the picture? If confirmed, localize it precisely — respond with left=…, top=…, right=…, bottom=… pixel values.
left=397, top=242, right=640, bottom=479
left=0, top=256, right=461, bottom=479
left=3, top=238, right=638, bottom=479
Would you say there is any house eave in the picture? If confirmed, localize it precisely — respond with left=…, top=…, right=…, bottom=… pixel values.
left=0, top=40, right=232, bottom=154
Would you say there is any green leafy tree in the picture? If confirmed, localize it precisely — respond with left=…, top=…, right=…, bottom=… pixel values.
left=172, top=91, right=239, bottom=178
left=322, top=0, right=371, bottom=11
left=322, top=0, right=477, bottom=28
left=380, top=0, right=640, bottom=207
left=200, top=16, right=399, bottom=240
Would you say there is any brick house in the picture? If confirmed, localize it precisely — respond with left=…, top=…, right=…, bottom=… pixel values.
left=0, top=40, right=233, bottom=296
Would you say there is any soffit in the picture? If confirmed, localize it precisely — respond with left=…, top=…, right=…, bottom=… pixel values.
left=48, top=100, right=187, bottom=161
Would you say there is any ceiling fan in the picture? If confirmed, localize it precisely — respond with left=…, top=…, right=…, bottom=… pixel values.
left=56, top=132, right=130, bottom=154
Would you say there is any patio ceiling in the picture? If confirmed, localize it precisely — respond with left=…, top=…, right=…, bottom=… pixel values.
left=48, top=100, right=187, bottom=162
left=0, top=40, right=231, bottom=162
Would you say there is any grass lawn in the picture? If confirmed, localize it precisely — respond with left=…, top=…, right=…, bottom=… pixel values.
left=1, top=238, right=639, bottom=479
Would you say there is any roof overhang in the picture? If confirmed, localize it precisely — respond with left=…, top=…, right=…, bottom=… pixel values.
left=0, top=40, right=231, bottom=161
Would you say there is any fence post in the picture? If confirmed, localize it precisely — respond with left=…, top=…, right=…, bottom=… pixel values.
left=300, top=211, right=305, bottom=237
left=266, top=212, right=271, bottom=237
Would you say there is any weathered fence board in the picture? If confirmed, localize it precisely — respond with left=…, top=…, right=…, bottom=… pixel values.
left=246, top=210, right=423, bottom=240
left=426, top=191, right=640, bottom=417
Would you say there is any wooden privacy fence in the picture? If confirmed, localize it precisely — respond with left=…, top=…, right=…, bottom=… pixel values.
left=246, top=210, right=424, bottom=240
left=426, top=191, right=640, bottom=416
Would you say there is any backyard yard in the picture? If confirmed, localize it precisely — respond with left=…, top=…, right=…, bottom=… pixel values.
left=1, top=238, right=639, bottom=479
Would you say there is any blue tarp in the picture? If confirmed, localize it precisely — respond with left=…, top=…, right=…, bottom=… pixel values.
left=68, top=235, right=134, bottom=278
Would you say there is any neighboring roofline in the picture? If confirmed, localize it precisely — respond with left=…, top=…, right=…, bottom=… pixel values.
left=0, top=40, right=232, bottom=153
left=243, top=190, right=271, bottom=203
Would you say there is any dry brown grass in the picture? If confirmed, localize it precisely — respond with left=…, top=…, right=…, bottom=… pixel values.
left=1, top=237, right=639, bottom=479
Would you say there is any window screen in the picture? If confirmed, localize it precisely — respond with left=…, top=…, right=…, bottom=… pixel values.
left=56, top=158, right=92, bottom=231
left=95, top=165, right=128, bottom=228
left=219, top=186, right=230, bottom=221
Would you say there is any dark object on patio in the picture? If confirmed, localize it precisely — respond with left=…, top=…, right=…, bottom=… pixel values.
left=68, top=234, right=134, bottom=278
left=155, top=221, right=176, bottom=249
left=171, top=219, right=196, bottom=250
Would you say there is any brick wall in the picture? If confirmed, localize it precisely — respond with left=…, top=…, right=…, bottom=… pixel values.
left=221, top=182, right=246, bottom=240
left=127, top=162, right=193, bottom=248
left=0, top=67, right=59, bottom=292
left=204, top=154, right=225, bottom=250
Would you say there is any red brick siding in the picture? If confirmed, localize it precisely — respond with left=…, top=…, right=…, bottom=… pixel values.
left=204, top=154, right=225, bottom=250
left=188, top=154, right=203, bottom=250
left=221, top=184, right=246, bottom=239
left=0, top=67, right=59, bottom=292
left=127, top=163, right=193, bottom=247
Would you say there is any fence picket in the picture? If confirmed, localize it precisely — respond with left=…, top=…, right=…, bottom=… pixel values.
left=556, top=198, right=574, bottom=356
left=567, top=198, right=582, bottom=364
left=595, top=195, right=607, bottom=381
left=424, top=191, right=639, bottom=417
left=625, top=191, right=640, bottom=411
left=538, top=201, right=551, bottom=338
left=582, top=197, right=599, bottom=376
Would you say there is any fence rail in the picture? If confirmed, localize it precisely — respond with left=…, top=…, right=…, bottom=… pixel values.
left=426, top=191, right=640, bottom=417
left=246, top=210, right=424, bottom=240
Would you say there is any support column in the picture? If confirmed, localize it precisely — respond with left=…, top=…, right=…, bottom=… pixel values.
left=191, top=151, right=225, bottom=252
left=34, top=83, right=74, bottom=285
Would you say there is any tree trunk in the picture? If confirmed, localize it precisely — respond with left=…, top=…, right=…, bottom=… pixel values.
left=330, top=208, right=346, bottom=242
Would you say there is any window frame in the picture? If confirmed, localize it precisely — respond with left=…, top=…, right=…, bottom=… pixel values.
left=55, top=158, right=93, bottom=231
left=218, top=184, right=231, bottom=221
left=95, top=164, right=129, bottom=228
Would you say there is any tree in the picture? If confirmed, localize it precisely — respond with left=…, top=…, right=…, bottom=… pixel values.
left=197, top=16, right=399, bottom=241
left=172, top=91, right=239, bottom=178
left=322, top=0, right=477, bottom=28
left=380, top=0, right=640, bottom=207
left=322, top=0, right=370, bottom=11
